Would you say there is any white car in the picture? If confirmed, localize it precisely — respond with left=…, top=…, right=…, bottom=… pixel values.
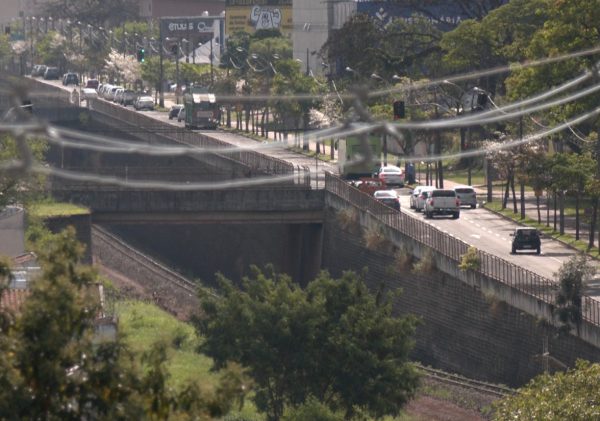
left=413, top=186, right=436, bottom=212
left=134, top=96, right=155, bottom=111
left=375, top=165, right=405, bottom=186
left=410, top=185, right=434, bottom=209
left=81, top=88, right=98, bottom=100
left=454, top=185, right=477, bottom=209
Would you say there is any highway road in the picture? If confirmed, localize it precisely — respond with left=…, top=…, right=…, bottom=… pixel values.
left=33, top=78, right=600, bottom=298
left=395, top=190, right=600, bottom=298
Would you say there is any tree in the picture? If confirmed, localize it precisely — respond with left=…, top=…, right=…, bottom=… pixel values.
left=494, top=360, right=600, bottom=420
left=40, top=0, right=139, bottom=27
left=0, top=133, right=48, bottom=209
left=195, top=266, right=420, bottom=421
left=0, top=227, right=240, bottom=419
left=554, top=254, right=596, bottom=335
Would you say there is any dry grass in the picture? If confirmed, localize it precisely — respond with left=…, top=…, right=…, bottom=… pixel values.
left=363, top=225, right=392, bottom=253
left=412, top=248, right=436, bottom=274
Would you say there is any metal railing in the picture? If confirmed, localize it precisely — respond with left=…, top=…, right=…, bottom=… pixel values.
left=325, top=172, right=600, bottom=327
left=89, top=99, right=308, bottom=185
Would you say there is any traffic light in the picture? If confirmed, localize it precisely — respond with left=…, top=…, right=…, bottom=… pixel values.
left=393, top=100, right=405, bottom=120
left=137, top=48, right=145, bottom=63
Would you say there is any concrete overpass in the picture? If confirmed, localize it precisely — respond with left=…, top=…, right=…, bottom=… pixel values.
left=52, top=189, right=325, bottom=224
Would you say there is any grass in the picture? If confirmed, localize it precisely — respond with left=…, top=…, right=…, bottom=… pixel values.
left=115, top=301, right=263, bottom=419
left=484, top=201, right=600, bottom=257
left=115, top=300, right=217, bottom=389
left=28, top=201, right=89, bottom=217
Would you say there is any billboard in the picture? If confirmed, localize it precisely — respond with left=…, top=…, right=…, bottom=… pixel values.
left=225, top=0, right=293, bottom=37
left=160, top=16, right=224, bottom=38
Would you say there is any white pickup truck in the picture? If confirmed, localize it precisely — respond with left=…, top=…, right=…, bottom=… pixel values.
left=424, top=189, right=460, bottom=219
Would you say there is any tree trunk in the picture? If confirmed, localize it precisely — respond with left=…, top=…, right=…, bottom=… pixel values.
left=502, top=178, right=509, bottom=209
left=592, top=197, right=599, bottom=249
left=546, top=191, right=550, bottom=227
left=511, top=174, right=517, bottom=214
left=575, top=188, right=580, bottom=241
left=520, top=181, right=525, bottom=219
left=553, top=191, right=557, bottom=232
left=559, top=191, right=565, bottom=235
left=536, top=195, right=541, bottom=224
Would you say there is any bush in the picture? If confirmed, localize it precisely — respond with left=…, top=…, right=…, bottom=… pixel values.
left=459, top=246, right=481, bottom=272
left=412, top=248, right=436, bottom=274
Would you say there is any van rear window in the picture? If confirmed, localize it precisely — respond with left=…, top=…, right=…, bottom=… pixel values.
left=455, top=188, right=474, bottom=194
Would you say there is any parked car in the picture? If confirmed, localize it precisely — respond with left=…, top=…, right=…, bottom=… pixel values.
left=43, top=66, right=60, bottom=80
left=374, top=165, right=405, bottom=186
left=134, top=96, right=155, bottom=111
left=81, top=88, right=98, bottom=101
left=424, top=189, right=460, bottom=219
left=121, top=90, right=136, bottom=106
left=113, top=88, right=125, bottom=103
left=410, top=185, right=435, bottom=210
left=510, top=227, right=541, bottom=254
left=454, top=185, right=477, bottom=209
left=62, top=72, right=79, bottom=86
left=169, top=104, right=184, bottom=119
left=109, top=86, right=124, bottom=102
left=31, top=64, right=47, bottom=77
left=86, top=79, right=100, bottom=89
left=410, top=186, right=435, bottom=212
left=373, top=189, right=401, bottom=211
left=177, top=106, right=186, bottom=122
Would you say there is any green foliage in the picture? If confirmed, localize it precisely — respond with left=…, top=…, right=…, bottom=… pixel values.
left=412, top=248, right=436, bottom=274
left=0, top=228, right=239, bottom=419
left=282, top=397, right=343, bottom=421
left=459, top=246, right=481, bottom=272
left=40, top=0, right=140, bottom=27
left=141, top=55, right=174, bottom=90
left=554, top=254, right=596, bottom=334
left=494, top=360, right=600, bottom=420
left=0, top=134, right=48, bottom=208
left=196, top=266, right=420, bottom=420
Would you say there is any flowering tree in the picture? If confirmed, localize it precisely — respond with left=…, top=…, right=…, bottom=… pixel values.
left=104, top=48, right=140, bottom=85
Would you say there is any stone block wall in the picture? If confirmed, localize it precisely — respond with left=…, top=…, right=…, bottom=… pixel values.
left=322, top=207, right=600, bottom=387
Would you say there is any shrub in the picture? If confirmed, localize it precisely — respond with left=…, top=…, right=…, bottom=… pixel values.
left=412, top=248, right=436, bottom=274
left=459, top=246, right=481, bottom=272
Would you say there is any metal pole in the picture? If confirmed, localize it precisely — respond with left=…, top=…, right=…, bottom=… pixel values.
left=159, top=23, right=164, bottom=108
left=305, top=48, right=309, bottom=76
left=210, top=37, right=214, bottom=85
left=176, top=39, right=180, bottom=104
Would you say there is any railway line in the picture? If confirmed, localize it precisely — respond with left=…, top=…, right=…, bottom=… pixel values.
left=418, top=364, right=514, bottom=398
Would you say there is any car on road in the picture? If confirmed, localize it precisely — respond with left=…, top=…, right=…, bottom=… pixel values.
left=134, top=96, right=155, bottom=111
left=373, top=189, right=401, bottom=210
left=86, top=79, right=100, bottom=89
left=410, top=185, right=435, bottom=210
left=121, top=90, right=136, bottom=106
left=510, top=227, right=541, bottom=254
left=81, top=88, right=98, bottom=101
left=169, top=104, right=184, bottom=119
left=31, top=64, right=47, bottom=77
left=43, top=66, right=60, bottom=80
left=454, top=185, right=477, bottom=209
left=62, top=72, right=79, bottom=86
left=424, top=189, right=460, bottom=219
left=374, top=164, right=405, bottom=186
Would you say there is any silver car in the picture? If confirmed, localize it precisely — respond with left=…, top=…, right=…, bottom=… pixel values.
left=410, top=185, right=434, bottom=209
left=413, top=186, right=436, bottom=212
left=454, top=186, right=477, bottom=209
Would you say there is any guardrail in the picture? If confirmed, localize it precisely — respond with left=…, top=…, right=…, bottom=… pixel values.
left=325, top=172, right=600, bottom=327
left=89, top=99, right=307, bottom=185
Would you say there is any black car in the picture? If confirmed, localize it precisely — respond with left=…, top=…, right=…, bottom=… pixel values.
left=168, top=104, right=183, bottom=119
left=62, top=72, right=79, bottom=86
left=510, top=227, right=541, bottom=254
left=43, top=66, right=60, bottom=80
left=121, top=90, right=136, bottom=106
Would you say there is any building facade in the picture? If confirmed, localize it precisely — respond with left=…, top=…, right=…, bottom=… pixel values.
left=138, top=0, right=225, bottom=20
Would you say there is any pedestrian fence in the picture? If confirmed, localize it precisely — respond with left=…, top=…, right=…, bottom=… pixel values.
left=324, top=172, right=600, bottom=327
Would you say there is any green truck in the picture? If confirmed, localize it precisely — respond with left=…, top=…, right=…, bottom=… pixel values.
left=183, top=87, right=221, bottom=130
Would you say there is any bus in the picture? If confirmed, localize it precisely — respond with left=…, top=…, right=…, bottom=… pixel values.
left=337, top=135, right=382, bottom=179
left=183, top=87, right=221, bottom=130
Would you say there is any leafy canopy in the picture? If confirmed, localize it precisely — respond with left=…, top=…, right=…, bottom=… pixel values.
left=195, top=266, right=420, bottom=420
